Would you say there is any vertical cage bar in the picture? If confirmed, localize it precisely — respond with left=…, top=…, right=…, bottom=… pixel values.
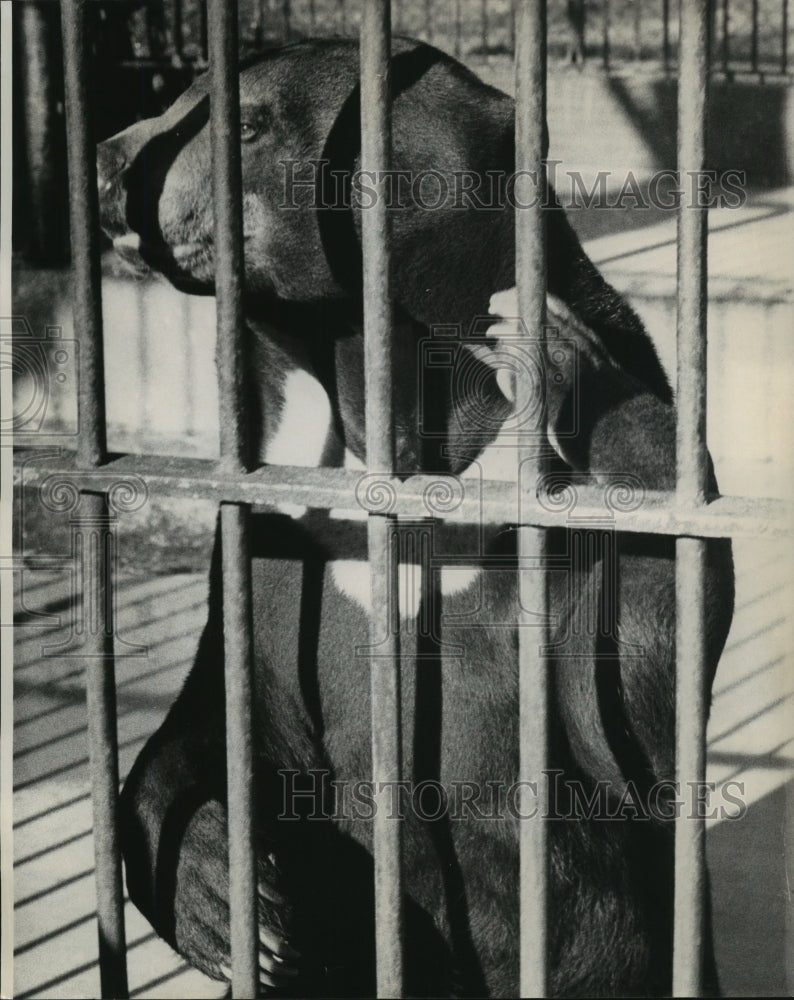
left=674, top=534, right=709, bottom=995
left=221, top=502, right=258, bottom=1000
left=61, top=0, right=107, bottom=470
left=515, top=1, right=549, bottom=997
left=61, top=6, right=128, bottom=997
left=751, top=0, right=759, bottom=70
left=360, top=3, right=403, bottom=997
left=19, top=2, right=69, bottom=263
left=674, top=1, right=710, bottom=995
left=722, top=0, right=730, bottom=72
left=782, top=0, right=788, bottom=73
left=424, top=0, right=433, bottom=41
left=603, top=0, right=611, bottom=68
left=208, top=0, right=248, bottom=474
left=663, top=0, right=672, bottom=71
left=172, top=0, right=184, bottom=61
left=454, top=0, right=463, bottom=58
left=207, top=2, right=258, bottom=998
left=199, top=0, right=209, bottom=62
left=676, top=0, right=709, bottom=505
left=80, top=491, right=129, bottom=1000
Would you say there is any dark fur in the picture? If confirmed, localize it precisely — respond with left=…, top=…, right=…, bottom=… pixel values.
left=98, top=39, right=734, bottom=997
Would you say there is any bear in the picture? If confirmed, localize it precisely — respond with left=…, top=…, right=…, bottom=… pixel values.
left=97, top=37, right=734, bottom=997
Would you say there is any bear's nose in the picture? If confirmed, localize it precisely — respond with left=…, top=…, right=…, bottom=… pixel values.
left=96, top=143, right=128, bottom=194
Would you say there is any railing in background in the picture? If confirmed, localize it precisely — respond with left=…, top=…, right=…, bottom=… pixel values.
left=114, top=0, right=793, bottom=77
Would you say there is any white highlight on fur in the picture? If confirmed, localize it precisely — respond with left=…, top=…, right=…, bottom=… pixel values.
left=331, top=560, right=479, bottom=616
left=264, top=367, right=332, bottom=517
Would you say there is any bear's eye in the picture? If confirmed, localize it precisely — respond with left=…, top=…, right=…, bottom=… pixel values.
left=240, top=121, right=259, bottom=143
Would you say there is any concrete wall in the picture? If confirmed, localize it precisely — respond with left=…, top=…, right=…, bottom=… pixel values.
left=475, top=61, right=794, bottom=190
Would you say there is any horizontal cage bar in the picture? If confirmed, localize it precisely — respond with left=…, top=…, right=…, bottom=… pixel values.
left=14, top=451, right=788, bottom=539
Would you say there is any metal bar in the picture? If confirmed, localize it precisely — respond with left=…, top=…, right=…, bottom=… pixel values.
left=663, top=0, right=671, bottom=71
left=207, top=3, right=258, bottom=997
left=674, top=1, right=711, bottom=995
left=14, top=452, right=789, bottom=538
left=360, top=3, right=403, bottom=996
left=61, top=8, right=127, bottom=991
left=220, top=502, right=259, bottom=1000
left=782, top=0, right=789, bottom=73
left=751, top=0, right=759, bottom=70
left=454, top=0, right=462, bottom=58
left=199, top=0, right=209, bottom=62
left=61, top=0, right=107, bottom=469
left=79, top=491, right=128, bottom=1000
left=424, top=0, right=433, bottom=41
left=603, top=0, right=611, bottom=69
left=722, top=0, right=730, bottom=72
left=338, top=0, right=347, bottom=36
left=515, top=1, right=549, bottom=996
left=674, top=535, right=709, bottom=995
left=19, top=2, right=69, bottom=263
left=172, top=0, right=184, bottom=61
left=676, top=0, right=709, bottom=505
left=208, top=0, right=248, bottom=474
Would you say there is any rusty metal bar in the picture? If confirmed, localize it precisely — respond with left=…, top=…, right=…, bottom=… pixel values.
left=220, top=502, right=258, bottom=1000
left=360, top=3, right=404, bottom=996
left=208, top=0, right=248, bottom=475
left=674, top=535, right=709, bottom=995
left=14, top=452, right=789, bottom=538
left=751, top=0, right=759, bottom=70
left=78, top=492, right=129, bottom=999
left=676, top=0, right=709, bottom=505
left=424, top=0, right=433, bottom=41
left=61, top=0, right=107, bottom=470
left=207, top=2, right=258, bottom=997
left=674, top=1, right=711, bottom=995
left=199, top=0, right=208, bottom=62
left=61, top=5, right=128, bottom=997
left=172, top=0, right=184, bottom=61
left=722, top=0, right=730, bottom=72
left=19, top=2, right=69, bottom=263
left=515, top=1, right=549, bottom=996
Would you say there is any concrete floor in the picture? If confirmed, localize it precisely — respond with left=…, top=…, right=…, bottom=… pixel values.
left=12, top=538, right=793, bottom=998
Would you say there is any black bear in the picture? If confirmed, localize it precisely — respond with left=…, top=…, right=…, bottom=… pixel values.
left=97, top=38, right=734, bottom=997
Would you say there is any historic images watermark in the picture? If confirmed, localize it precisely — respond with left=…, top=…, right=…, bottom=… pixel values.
left=280, top=160, right=747, bottom=212
left=279, top=769, right=747, bottom=824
